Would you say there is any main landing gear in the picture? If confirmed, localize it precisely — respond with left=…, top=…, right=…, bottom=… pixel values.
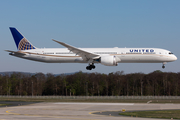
left=86, top=63, right=95, bottom=70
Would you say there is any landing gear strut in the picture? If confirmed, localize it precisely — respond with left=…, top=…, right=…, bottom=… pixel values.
left=86, top=63, right=95, bottom=70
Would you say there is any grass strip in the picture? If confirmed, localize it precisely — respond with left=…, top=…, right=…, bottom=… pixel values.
left=0, top=104, right=11, bottom=106
left=119, top=110, right=180, bottom=119
left=0, top=97, right=180, bottom=103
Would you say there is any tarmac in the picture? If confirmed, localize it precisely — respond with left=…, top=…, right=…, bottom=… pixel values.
left=0, top=101, right=180, bottom=120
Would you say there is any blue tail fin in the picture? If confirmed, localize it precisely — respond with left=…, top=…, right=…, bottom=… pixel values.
left=9, top=27, right=36, bottom=50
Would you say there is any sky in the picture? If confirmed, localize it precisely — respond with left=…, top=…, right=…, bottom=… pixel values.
left=0, top=0, right=180, bottom=74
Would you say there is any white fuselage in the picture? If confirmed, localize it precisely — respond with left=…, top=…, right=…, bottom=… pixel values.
left=7, top=27, right=177, bottom=70
left=10, top=48, right=177, bottom=64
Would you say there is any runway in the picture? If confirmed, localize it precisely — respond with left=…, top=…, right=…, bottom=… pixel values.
left=0, top=102, right=180, bottom=120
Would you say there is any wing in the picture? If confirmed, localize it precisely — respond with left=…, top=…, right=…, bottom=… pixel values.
left=5, top=50, right=26, bottom=55
left=52, top=39, right=99, bottom=61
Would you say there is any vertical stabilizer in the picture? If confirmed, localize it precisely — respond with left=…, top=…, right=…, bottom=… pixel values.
left=9, top=27, right=36, bottom=50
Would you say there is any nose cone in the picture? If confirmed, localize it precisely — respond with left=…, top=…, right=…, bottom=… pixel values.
left=172, top=55, right=177, bottom=61
left=174, top=55, right=177, bottom=61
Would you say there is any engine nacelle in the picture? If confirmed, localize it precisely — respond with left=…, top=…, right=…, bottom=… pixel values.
left=100, top=56, right=118, bottom=66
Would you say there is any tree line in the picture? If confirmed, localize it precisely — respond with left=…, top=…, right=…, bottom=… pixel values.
left=0, top=70, right=180, bottom=96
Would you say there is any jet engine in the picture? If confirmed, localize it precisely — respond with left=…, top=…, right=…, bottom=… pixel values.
left=100, top=56, right=118, bottom=66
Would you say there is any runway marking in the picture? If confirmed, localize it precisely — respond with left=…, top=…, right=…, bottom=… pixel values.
left=89, top=110, right=121, bottom=117
left=6, top=108, right=94, bottom=111
left=5, top=109, right=100, bottom=120
left=54, top=102, right=134, bottom=106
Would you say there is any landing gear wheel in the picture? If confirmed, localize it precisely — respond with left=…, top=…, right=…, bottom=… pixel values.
left=86, top=66, right=92, bottom=70
left=162, top=65, right=165, bottom=69
left=86, top=64, right=96, bottom=70
left=91, top=65, right=95, bottom=69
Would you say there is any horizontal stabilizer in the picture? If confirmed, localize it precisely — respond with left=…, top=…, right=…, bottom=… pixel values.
left=5, top=50, right=26, bottom=55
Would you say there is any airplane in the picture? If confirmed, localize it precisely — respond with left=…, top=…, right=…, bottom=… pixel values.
left=5, top=27, right=177, bottom=70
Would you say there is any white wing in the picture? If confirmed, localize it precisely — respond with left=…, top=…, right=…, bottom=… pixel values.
left=52, top=39, right=99, bottom=61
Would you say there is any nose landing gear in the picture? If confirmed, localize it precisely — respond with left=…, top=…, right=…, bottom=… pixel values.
left=162, top=62, right=167, bottom=69
left=162, top=65, right=165, bottom=69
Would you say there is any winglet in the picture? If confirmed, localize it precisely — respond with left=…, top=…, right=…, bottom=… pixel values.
left=9, top=27, right=36, bottom=50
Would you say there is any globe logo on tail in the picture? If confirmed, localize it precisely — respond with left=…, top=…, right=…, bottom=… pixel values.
left=18, top=38, right=35, bottom=50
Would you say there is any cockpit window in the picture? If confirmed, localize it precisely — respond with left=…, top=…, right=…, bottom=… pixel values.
left=169, top=52, right=173, bottom=54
